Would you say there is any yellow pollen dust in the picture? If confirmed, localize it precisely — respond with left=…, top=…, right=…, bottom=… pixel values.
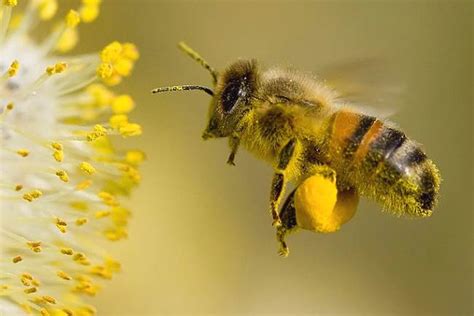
left=42, top=295, right=57, bottom=304
left=65, top=9, right=81, bottom=28
left=23, top=189, right=43, bottom=202
left=57, top=270, right=72, bottom=281
left=24, top=287, right=37, bottom=294
left=7, top=60, right=19, bottom=77
left=16, top=149, right=29, bottom=157
left=27, top=241, right=42, bottom=252
left=46, top=62, right=68, bottom=76
left=76, top=217, right=88, bottom=225
left=37, top=0, right=58, bottom=20
left=86, top=124, right=107, bottom=141
left=15, top=184, right=23, bottom=191
left=60, top=247, right=74, bottom=255
left=55, top=217, right=67, bottom=233
left=112, top=95, right=135, bottom=114
left=55, top=170, right=69, bottom=182
left=76, top=179, right=92, bottom=190
left=79, top=161, right=96, bottom=175
left=119, top=123, right=142, bottom=137
left=80, top=0, right=101, bottom=23
left=6, top=102, right=14, bottom=110
left=3, top=0, right=17, bottom=7
left=12, top=255, right=22, bottom=263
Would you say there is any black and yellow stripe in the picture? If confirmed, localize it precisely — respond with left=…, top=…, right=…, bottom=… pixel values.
left=325, top=110, right=440, bottom=216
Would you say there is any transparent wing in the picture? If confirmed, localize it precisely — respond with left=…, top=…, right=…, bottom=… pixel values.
left=316, top=58, right=405, bottom=118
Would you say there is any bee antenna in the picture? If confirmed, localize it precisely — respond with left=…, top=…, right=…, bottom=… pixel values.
left=151, top=85, right=214, bottom=96
left=178, top=41, right=218, bottom=85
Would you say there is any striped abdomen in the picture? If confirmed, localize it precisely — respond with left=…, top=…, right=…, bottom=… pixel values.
left=325, top=110, right=440, bottom=217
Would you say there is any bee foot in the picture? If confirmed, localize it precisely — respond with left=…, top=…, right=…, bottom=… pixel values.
left=278, top=246, right=289, bottom=257
left=272, top=218, right=282, bottom=227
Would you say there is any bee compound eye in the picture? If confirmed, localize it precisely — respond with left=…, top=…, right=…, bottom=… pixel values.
left=221, top=80, right=243, bottom=113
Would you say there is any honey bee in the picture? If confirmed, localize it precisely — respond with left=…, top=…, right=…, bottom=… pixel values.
left=153, top=42, right=441, bottom=257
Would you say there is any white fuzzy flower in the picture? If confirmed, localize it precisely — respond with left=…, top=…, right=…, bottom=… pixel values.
left=0, top=1, right=142, bottom=315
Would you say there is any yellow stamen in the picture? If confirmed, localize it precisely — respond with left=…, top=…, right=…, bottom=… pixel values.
left=3, top=0, right=17, bottom=7
left=65, top=9, right=80, bottom=28
left=111, top=94, right=134, bottom=114
left=16, top=149, right=29, bottom=157
left=42, top=295, right=57, bottom=304
left=60, top=247, right=73, bottom=255
left=12, top=255, right=22, bottom=263
left=37, top=0, right=58, bottom=20
left=7, top=60, right=19, bottom=77
left=56, top=170, right=69, bottom=182
left=79, top=162, right=96, bottom=175
left=76, top=217, right=88, bottom=226
left=119, top=123, right=142, bottom=137
left=46, top=62, right=67, bottom=76
left=24, top=287, right=37, bottom=294
left=57, top=270, right=72, bottom=281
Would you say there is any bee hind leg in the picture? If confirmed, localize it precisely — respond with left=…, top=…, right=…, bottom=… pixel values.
left=277, top=189, right=298, bottom=257
left=270, top=138, right=297, bottom=227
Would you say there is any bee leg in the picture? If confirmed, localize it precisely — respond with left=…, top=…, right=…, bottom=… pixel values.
left=226, top=135, right=240, bottom=166
left=277, top=189, right=298, bottom=257
left=270, top=138, right=297, bottom=228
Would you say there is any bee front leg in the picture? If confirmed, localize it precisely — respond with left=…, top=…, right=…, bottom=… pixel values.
left=227, top=135, right=240, bottom=166
left=270, top=138, right=297, bottom=228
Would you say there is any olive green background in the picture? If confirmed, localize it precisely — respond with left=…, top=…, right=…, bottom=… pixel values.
left=77, top=1, right=471, bottom=315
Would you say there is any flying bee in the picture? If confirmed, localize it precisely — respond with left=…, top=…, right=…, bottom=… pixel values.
left=153, top=42, right=441, bottom=257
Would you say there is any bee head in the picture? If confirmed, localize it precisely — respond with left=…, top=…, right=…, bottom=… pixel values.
left=152, top=42, right=260, bottom=140
left=203, top=59, right=259, bottom=139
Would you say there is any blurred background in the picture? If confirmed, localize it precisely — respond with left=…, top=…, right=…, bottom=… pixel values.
left=74, top=1, right=471, bottom=315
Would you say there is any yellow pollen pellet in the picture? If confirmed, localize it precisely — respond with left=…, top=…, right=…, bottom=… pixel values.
left=42, top=295, right=56, bottom=304
left=6, top=102, right=14, bottom=110
left=3, top=0, right=17, bottom=7
left=12, top=255, right=22, bottom=263
left=24, top=287, right=37, bottom=294
left=15, top=184, right=23, bottom=191
left=79, top=162, right=96, bottom=175
left=16, top=149, right=29, bottom=157
left=76, top=217, right=88, bottom=226
left=66, top=9, right=80, bottom=28
left=7, top=60, right=19, bottom=77
left=53, top=150, right=64, bottom=162
left=57, top=270, right=71, bottom=280
left=60, top=247, right=73, bottom=255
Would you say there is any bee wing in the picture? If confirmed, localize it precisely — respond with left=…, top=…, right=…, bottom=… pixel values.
left=317, top=58, right=404, bottom=118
